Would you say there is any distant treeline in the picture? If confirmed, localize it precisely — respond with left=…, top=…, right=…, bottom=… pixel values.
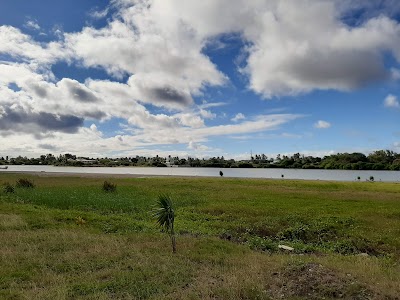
left=1, top=150, right=400, bottom=170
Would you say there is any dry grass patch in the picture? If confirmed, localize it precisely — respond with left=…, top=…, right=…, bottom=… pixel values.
left=0, top=213, right=27, bottom=229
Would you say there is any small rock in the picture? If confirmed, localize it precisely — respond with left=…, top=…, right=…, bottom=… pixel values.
left=357, top=253, right=369, bottom=257
left=278, top=244, right=294, bottom=251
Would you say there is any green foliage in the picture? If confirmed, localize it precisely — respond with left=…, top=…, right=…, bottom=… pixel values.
left=16, top=178, right=35, bottom=188
left=153, top=194, right=175, bottom=232
left=246, top=236, right=277, bottom=252
left=153, top=194, right=176, bottom=253
left=369, top=176, right=374, bottom=182
left=3, top=182, right=14, bottom=193
left=102, top=181, right=117, bottom=193
left=4, top=148, right=400, bottom=169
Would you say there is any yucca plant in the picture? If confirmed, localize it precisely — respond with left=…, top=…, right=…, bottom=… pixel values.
left=153, top=194, right=176, bottom=253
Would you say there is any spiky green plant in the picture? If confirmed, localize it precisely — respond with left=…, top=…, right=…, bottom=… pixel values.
left=153, top=194, right=176, bottom=253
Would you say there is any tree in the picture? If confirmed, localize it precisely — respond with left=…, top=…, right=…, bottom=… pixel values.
left=153, top=195, right=176, bottom=253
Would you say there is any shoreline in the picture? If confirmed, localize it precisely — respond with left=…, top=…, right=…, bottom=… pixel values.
left=0, top=171, right=170, bottom=179
left=1, top=170, right=397, bottom=183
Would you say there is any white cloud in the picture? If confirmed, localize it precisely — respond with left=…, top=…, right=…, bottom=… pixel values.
left=60, top=0, right=400, bottom=101
left=199, top=101, right=228, bottom=109
left=188, top=141, right=209, bottom=151
left=3, top=1, right=400, bottom=104
left=391, top=68, right=400, bottom=81
left=242, top=2, right=400, bottom=98
left=314, top=120, right=331, bottom=129
left=231, top=113, right=245, bottom=122
left=199, top=109, right=216, bottom=119
left=0, top=26, right=68, bottom=65
left=384, top=94, right=400, bottom=108
left=89, top=7, right=110, bottom=19
left=24, top=20, right=41, bottom=31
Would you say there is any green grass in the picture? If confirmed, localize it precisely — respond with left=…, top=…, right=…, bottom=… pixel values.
left=0, top=174, right=399, bottom=299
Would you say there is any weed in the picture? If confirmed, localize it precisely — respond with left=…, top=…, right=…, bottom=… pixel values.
left=246, top=236, right=277, bottom=252
left=76, top=216, right=86, bottom=225
left=102, top=181, right=117, bottom=193
left=3, top=182, right=15, bottom=193
left=16, top=178, right=35, bottom=188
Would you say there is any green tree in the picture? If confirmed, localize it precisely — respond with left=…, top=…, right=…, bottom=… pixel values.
left=153, top=195, right=176, bottom=253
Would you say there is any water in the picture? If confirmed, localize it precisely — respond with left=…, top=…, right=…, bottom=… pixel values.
left=1, top=165, right=399, bottom=182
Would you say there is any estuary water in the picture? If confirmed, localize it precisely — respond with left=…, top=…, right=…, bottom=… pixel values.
left=1, top=165, right=400, bottom=182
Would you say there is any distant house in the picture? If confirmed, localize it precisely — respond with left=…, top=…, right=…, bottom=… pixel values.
left=75, top=158, right=97, bottom=165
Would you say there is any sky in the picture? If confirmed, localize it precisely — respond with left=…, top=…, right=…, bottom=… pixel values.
left=0, top=0, right=400, bottom=159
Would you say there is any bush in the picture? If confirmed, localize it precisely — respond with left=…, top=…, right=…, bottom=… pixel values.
left=16, top=178, right=35, bottom=188
left=246, top=236, right=277, bottom=252
left=3, top=182, right=15, bottom=193
left=369, top=176, right=374, bottom=182
left=102, top=181, right=117, bottom=193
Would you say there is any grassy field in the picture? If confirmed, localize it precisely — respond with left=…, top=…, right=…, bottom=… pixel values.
left=0, top=173, right=399, bottom=299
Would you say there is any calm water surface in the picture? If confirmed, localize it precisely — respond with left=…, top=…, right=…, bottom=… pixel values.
left=2, top=165, right=400, bottom=182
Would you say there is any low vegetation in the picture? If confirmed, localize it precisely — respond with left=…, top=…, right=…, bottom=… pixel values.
left=15, top=178, right=35, bottom=188
left=153, top=194, right=176, bottom=253
left=102, top=180, right=117, bottom=193
left=2, top=182, right=14, bottom=193
left=0, top=174, right=399, bottom=299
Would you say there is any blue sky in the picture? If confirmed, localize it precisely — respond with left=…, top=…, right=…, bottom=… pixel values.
left=0, top=0, right=399, bottom=159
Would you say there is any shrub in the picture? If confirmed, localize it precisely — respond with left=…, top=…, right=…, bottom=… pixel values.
left=369, top=176, right=374, bottom=182
left=246, top=236, right=277, bottom=252
left=16, top=178, right=35, bottom=188
left=102, top=180, right=117, bottom=193
left=3, top=182, right=15, bottom=193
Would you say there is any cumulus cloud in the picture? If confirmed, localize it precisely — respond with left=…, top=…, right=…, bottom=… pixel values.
left=0, top=105, right=84, bottom=135
left=76, top=0, right=400, bottom=99
left=384, top=94, right=400, bottom=108
left=231, top=113, right=245, bottom=122
left=314, top=120, right=331, bottom=129
left=0, top=26, right=68, bottom=65
left=199, top=109, right=216, bottom=119
left=3, top=1, right=400, bottom=103
left=242, top=1, right=400, bottom=97
left=188, top=141, right=209, bottom=151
